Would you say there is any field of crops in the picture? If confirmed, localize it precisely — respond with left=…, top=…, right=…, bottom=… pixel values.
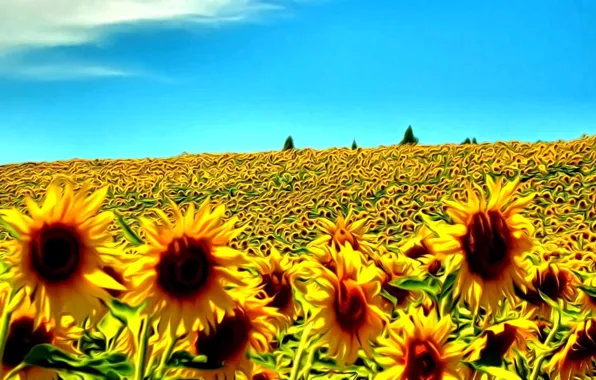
left=0, top=135, right=595, bottom=380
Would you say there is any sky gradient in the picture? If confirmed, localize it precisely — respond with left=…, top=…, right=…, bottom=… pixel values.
left=0, top=0, right=595, bottom=165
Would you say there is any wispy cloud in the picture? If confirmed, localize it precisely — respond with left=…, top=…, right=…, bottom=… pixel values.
left=0, top=0, right=304, bottom=80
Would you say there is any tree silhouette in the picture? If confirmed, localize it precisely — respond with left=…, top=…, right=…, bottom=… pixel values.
left=472, top=137, right=478, bottom=144
left=399, top=125, right=419, bottom=145
left=352, top=139, right=358, bottom=150
left=462, top=138, right=471, bottom=144
left=283, top=136, right=294, bottom=151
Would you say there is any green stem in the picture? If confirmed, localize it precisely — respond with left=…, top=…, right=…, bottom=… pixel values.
left=155, top=335, right=177, bottom=379
left=134, top=317, right=151, bottom=380
left=0, top=293, right=14, bottom=380
left=289, top=322, right=314, bottom=380
left=528, top=309, right=560, bottom=380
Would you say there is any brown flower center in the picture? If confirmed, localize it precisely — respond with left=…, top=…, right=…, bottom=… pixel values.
left=30, top=224, right=82, bottom=283
left=405, top=340, right=444, bottom=380
left=567, top=321, right=596, bottom=362
left=157, top=237, right=210, bottom=299
left=382, top=281, right=411, bottom=307
left=405, top=242, right=430, bottom=260
left=427, top=260, right=442, bottom=276
left=258, top=271, right=292, bottom=310
left=103, top=266, right=125, bottom=298
left=253, top=374, right=271, bottom=380
left=195, top=310, right=251, bottom=369
left=479, top=324, right=518, bottom=360
left=533, top=267, right=567, bottom=301
left=3, top=317, right=53, bottom=369
left=461, top=211, right=511, bottom=280
left=334, top=280, right=368, bottom=332
left=332, top=229, right=359, bottom=251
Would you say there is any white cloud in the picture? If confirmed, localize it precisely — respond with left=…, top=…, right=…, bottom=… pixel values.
left=0, top=0, right=288, bottom=53
left=0, top=0, right=301, bottom=80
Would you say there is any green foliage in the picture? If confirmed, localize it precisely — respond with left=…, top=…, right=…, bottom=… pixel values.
left=462, top=138, right=471, bottom=144
left=399, top=125, right=419, bottom=145
left=472, top=137, right=478, bottom=144
left=351, top=139, right=358, bottom=150
left=283, top=136, right=295, bottom=151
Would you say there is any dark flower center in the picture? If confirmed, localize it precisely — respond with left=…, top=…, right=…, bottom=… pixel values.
left=30, top=224, right=82, bottom=283
left=3, top=317, right=53, bottom=369
left=157, top=237, right=210, bottom=299
left=258, top=271, right=292, bottom=310
left=253, top=374, right=270, bottom=380
left=334, top=280, right=367, bottom=332
left=405, top=242, right=430, bottom=260
left=382, top=281, right=411, bottom=307
left=427, top=260, right=442, bottom=276
left=461, top=211, right=511, bottom=280
left=534, top=267, right=567, bottom=301
left=405, top=340, right=443, bottom=380
left=195, top=311, right=251, bottom=369
left=332, top=229, right=360, bottom=251
left=103, top=266, right=125, bottom=298
left=479, top=324, right=518, bottom=362
left=567, top=321, right=596, bottom=362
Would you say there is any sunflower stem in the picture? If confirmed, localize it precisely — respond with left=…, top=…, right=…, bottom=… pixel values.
left=289, top=321, right=314, bottom=380
left=134, top=316, right=151, bottom=380
left=528, top=309, right=560, bottom=380
left=0, top=292, right=14, bottom=380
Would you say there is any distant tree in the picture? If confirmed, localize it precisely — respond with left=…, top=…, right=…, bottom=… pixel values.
left=462, top=138, right=471, bottom=144
left=283, top=136, right=294, bottom=151
left=352, top=139, right=358, bottom=150
left=399, top=125, right=419, bottom=145
left=472, top=137, right=478, bottom=144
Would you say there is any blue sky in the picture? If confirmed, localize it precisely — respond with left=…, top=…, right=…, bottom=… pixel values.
left=0, top=0, right=594, bottom=165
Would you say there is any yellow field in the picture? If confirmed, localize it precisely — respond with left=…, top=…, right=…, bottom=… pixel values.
left=0, top=135, right=595, bottom=380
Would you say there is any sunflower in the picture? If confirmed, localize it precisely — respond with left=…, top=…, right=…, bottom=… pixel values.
left=374, top=307, right=467, bottom=380
left=1, top=296, right=83, bottom=379
left=123, top=198, right=250, bottom=338
left=425, top=176, right=536, bottom=315
left=400, top=224, right=437, bottom=261
left=0, top=180, right=126, bottom=327
left=465, top=316, right=539, bottom=364
left=304, top=242, right=388, bottom=366
left=170, top=295, right=281, bottom=380
left=250, top=247, right=304, bottom=328
left=516, top=263, right=579, bottom=320
left=577, top=275, right=596, bottom=315
left=545, top=319, right=596, bottom=380
left=237, top=362, right=281, bottom=380
left=310, top=208, right=377, bottom=261
left=375, top=249, right=421, bottom=314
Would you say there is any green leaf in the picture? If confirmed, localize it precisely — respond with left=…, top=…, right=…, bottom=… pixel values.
left=388, top=276, right=440, bottom=294
left=24, top=344, right=133, bottom=380
left=0, top=215, right=20, bottom=239
left=578, top=285, right=596, bottom=298
left=468, top=362, right=522, bottom=380
left=114, top=212, right=143, bottom=246
left=166, top=351, right=213, bottom=370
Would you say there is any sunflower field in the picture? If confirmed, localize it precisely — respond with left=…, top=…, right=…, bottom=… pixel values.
left=0, top=135, right=595, bottom=380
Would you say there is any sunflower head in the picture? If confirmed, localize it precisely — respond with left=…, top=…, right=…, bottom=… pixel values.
left=426, top=176, right=536, bottom=315
left=465, top=316, right=539, bottom=363
left=251, top=247, right=304, bottom=327
left=172, top=294, right=281, bottom=380
left=0, top=179, right=127, bottom=327
left=310, top=208, right=376, bottom=259
left=376, top=250, right=420, bottom=312
left=400, top=225, right=437, bottom=260
left=2, top=295, right=83, bottom=378
left=305, top=243, right=388, bottom=366
left=123, top=198, right=250, bottom=338
left=375, top=307, right=467, bottom=380
left=546, top=318, right=596, bottom=380
left=578, top=275, right=596, bottom=315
